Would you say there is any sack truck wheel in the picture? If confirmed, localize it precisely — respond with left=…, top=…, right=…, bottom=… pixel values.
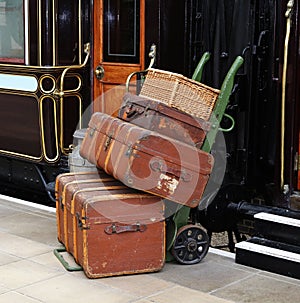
left=172, top=224, right=210, bottom=265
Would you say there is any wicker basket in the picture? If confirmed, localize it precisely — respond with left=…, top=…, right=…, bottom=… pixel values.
left=139, top=68, right=220, bottom=121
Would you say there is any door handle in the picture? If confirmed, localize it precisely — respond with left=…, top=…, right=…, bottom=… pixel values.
left=95, top=65, right=105, bottom=80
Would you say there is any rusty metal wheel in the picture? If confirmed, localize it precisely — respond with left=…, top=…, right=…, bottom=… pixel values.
left=172, top=224, right=210, bottom=265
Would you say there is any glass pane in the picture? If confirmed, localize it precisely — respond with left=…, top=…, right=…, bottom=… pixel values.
left=0, top=73, right=37, bottom=91
left=103, top=0, right=140, bottom=63
left=0, top=0, right=24, bottom=63
left=57, top=1, right=79, bottom=65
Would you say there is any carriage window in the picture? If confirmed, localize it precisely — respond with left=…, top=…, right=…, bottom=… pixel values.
left=103, top=0, right=140, bottom=63
left=0, top=0, right=24, bottom=63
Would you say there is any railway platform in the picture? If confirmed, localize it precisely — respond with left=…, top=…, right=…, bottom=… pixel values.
left=1, top=195, right=300, bottom=303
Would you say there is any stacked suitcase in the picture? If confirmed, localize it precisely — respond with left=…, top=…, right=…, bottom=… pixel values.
left=55, top=68, right=219, bottom=278
left=56, top=170, right=165, bottom=278
left=79, top=111, right=214, bottom=208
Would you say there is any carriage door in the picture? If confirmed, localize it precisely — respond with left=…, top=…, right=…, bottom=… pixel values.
left=93, top=0, right=145, bottom=114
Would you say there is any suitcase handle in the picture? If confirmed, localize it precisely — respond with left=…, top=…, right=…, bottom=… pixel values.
left=105, top=222, right=147, bottom=234
left=150, top=160, right=192, bottom=182
left=124, top=105, right=145, bottom=118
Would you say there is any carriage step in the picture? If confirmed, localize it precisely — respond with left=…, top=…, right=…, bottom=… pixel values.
left=254, top=212, right=300, bottom=246
left=235, top=237, right=300, bottom=279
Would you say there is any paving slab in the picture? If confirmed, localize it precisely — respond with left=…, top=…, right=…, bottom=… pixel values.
left=0, top=250, right=21, bottom=266
left=147, top=285, right=233, bottom=303
left=0, top=231, right=52, bottom=258
left=212, top=272, right=300, bottom=303
left=156, top=257, right=254, bottom=293
left=98, top=273, right=175, bottom=297
left=18, top=274, right=137, bottom=303
left=0, top=212, right=57, bottom=246
left=0, top=291, right=43, bottom=303
left=28, top=251, right=67, bottom=272
left=0, top=259, right=63, bottom=289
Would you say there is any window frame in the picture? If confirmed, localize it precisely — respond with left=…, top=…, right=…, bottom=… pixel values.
left=0, top=0, right=29, bottom=65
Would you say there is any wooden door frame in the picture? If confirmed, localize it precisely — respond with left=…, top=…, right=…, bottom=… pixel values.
left=92, top=0, right=145, bottom=112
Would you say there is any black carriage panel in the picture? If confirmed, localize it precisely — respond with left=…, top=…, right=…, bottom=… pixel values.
left=56, top=1, right=80, bottom=65
left=28, top=0, right=38, bottom=66
left=187, top=0, right=284, bottom=202
left=0, top=92, right=41, bottom=159
left=27, top=0, right=84, bottom=66
left=0, top=0, right=91, bottom=164
left=60, top=92, right=82, bottom=153
left=103, top=0, right=140, bottom=64
left=40, top=96, right=59, bottom=162
left=0, top=68, right=59, bottom=163
left=0, top=66, right=89, bottom=163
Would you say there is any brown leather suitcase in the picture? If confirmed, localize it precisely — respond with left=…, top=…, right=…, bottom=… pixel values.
left=118, top=93, right=211, bottom=148
left=71, top=187, right=165, bottom=278
left=80, top=112, right=214, bottom=208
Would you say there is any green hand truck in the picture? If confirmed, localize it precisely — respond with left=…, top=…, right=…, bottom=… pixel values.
left=165, top=53, right=244, bottom=264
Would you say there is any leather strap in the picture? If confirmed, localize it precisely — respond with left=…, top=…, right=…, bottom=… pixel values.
left=104, top=222, right=147, bottom=234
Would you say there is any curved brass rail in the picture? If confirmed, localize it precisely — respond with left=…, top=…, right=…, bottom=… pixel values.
left=281, top=0, right=294, bottom=191
left=125, top=44, right=156, bottom=92
left=53, top=43, right=90, bottom=98
left=52, top=43, right=90, bottom=155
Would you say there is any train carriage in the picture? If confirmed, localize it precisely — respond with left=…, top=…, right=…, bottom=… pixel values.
left=0, top=0, right=300, bottom=248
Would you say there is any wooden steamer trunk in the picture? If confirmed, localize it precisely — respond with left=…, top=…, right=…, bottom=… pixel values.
left=80, top=112, right=214, bottom=208
left=56, top=171, right=126, bottom=255
left=118, top=93, right=211, bottom=148
left=73, top=188, right=165, bottom=278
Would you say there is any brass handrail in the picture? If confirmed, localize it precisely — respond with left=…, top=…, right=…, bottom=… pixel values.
left=53, top=43, right=90, bottom=98
left=125, top=44, right=156, bottom=91
left=52, top=43, right=90, bottom=155
left=281, top=0, right=294, bottom=192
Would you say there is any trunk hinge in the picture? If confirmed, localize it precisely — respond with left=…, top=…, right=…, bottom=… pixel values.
left=76, top=213, right=90, bottom=230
